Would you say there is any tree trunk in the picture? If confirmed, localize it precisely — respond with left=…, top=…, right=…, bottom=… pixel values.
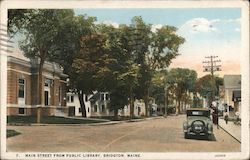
left=176, top=99, right=181, bottom=115
left=37, top=59, right=44, bottom=123
left=144, top=95, right=149, bottom=117
left=130, top=86, right=134, bottom=119
left=114, top=108, right=119, bottom=120
left=78, top=91, right=87, bottom=117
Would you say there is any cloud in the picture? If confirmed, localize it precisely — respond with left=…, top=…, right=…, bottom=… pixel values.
left=211, top=18, right=241, bottom=24
left=179, top=17, right=241, bottom=34
left=151, top=24, right=163, bottom=33
left=235, top=27, right=241, bottom=32
left=180, top=18, right=218, bottom=33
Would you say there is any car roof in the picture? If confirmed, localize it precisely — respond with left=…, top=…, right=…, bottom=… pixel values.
left=186, top=108, right=210, bottom=111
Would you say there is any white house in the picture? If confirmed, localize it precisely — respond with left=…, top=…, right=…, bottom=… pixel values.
left=89, top=92, right=112, bottom=117
left=121, top=99, right=146, bottom=117
left=67, top=91, right=146, bottom=118
left=66, top=92, right=92, bottom=117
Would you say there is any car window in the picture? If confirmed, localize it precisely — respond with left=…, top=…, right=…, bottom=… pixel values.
left=187, top=110, right=210, bottom=117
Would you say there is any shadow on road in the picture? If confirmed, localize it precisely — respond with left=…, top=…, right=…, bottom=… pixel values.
left=185, top=134, right=216, bottom=141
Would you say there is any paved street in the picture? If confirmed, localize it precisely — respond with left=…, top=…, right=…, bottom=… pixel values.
left=7, top=115, right=240, bottom=152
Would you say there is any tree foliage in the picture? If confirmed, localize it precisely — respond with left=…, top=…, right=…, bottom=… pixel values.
left=167, top=68, right=197, bottom=114
left=95, top=24, right=140, bottom=118
left=195, top=74, right=223, bottom=106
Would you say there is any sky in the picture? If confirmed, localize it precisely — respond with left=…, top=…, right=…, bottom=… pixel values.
left=13, top=8, right=241, bottom=78
left=74, top=8, right=241, bottom=78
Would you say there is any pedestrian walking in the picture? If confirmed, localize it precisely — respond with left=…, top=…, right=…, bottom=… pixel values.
left=214, top=108, right=219, bottom=129
left=224, top=112, right=229, bottom=124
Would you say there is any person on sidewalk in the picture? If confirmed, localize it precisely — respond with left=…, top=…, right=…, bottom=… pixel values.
left=212, top=103, right=219, bottom=129
left=224, top=112, right=229, bottom=124
left=234, top=111, right=241, bottom=125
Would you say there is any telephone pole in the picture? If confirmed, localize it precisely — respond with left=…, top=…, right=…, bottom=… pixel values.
left=203, top=56, right=221, bottom=105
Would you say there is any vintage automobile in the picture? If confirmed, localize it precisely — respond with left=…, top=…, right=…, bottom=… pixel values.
left=183, top=108, right=213, bottom=140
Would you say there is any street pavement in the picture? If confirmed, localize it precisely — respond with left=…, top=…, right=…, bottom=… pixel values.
left=7, top=115, right=240, bottom=152
left=218, top=117, right=241, bottom=142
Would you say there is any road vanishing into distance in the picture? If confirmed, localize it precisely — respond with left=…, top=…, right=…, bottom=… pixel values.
left=7, top=115, right=240, bottom=152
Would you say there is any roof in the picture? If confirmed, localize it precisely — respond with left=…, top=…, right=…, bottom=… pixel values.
left=223, top=75, right=241, bottom=89
left=7, top=51, right=67, bottom=78
left=7, top=51, right=30, bottom=61
left=89, top=92, right=100, bottom=101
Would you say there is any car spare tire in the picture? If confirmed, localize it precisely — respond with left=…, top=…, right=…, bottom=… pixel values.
left=191, top=120, right=205, bottom=133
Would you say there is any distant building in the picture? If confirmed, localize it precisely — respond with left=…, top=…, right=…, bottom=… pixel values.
left=89, top=92, right=111, bottom=117
left=121, top=99, right=146, bottom=117
left=221, top=75, right=241, bottom=115
left=7, top=52, right=68, bottom=116
left=66, top=92, right=92, bottom=117
left=66, top=91, right=146, bottom=118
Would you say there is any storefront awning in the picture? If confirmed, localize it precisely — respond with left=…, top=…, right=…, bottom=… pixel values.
left=232, top=90, right=241, bottom=102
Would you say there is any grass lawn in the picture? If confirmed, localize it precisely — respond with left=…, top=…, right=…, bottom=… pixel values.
left=7, top=129, right=21, bottom=138
left=7, top=116, right=108, bottom=124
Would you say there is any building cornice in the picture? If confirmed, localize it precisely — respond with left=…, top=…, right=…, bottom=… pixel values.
left=7, top=56, right=31, bottom=68
left=8, top=56, right=68, bottom=78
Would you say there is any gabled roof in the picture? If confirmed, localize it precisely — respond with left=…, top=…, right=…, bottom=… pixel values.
left=89, top=92, right=100, bottom=102
left=223, top=75, right=241, bottom=89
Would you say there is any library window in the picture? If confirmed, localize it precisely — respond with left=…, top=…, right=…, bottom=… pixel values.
left=18, top=108, right=25, bottom=114
left=18, top=79, right=25, bottom=98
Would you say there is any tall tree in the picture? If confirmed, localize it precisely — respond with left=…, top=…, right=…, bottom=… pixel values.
left=167, top=68, right=197, bottom=114
left=96, top=24, right=139, bottom=119
left=71, top=33, right=114, bottom=117
left=129, top=16, right=185, bottom=116
left=150, top=70, right=168, bottom=106
left=195, top=75, right=223, bottom=107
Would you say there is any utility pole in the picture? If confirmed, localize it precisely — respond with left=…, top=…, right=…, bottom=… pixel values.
left=202, top=56, right=221, bottom=105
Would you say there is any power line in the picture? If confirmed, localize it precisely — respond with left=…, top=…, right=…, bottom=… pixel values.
left=202, top=55, right=222, bottom=104
left=203, top=55, right=221, bottom=75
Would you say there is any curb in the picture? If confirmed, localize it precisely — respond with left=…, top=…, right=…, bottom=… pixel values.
left=7, top=116, right=163, bottom=127
left=218, top=124, right=241, bottom=143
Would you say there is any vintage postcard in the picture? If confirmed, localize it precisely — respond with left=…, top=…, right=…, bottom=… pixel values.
left=0, top=0, right=249, bottom=160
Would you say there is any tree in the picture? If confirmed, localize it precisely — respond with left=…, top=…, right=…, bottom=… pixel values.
left=167, top=68, right=197, bottom=114
left=8, top=9, right=75, bottom=122
left=150, top=70, right=168, bottom=106
left=195, top=75, right=223, bottom=107
left=149, top=26, right=185, bottom=69
left=8, top=9, right=35, bottom=38
left=50, top=14, right=96, bottom=75
left=128, top=16, right=185, bottom=116
left=71, top=33, right=114, bottom=117
left=96, top=24, right=139, bottom=119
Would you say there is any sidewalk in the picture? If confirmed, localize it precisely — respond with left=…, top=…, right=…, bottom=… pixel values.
left=218, top=117, right=241, bottom=143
